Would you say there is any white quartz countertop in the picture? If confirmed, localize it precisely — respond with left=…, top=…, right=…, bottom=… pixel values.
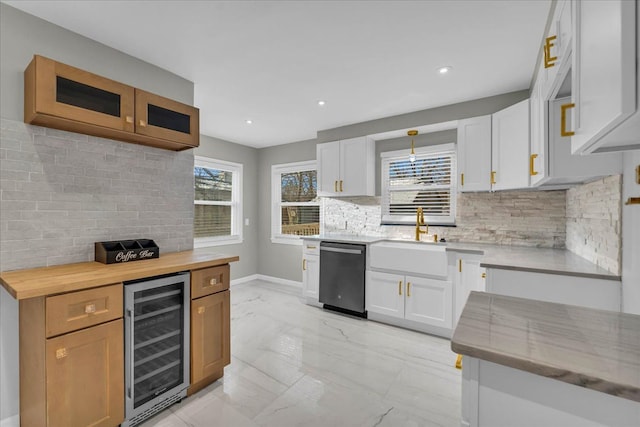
left=302, top=235, right=620, bottom=281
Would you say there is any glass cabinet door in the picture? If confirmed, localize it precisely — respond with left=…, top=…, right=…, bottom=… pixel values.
left=32, top=55, right=135, bottom=132
left=134, top=89, right=199, bottom=147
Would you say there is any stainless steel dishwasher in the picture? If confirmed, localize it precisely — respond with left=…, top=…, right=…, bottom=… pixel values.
left=319, top=241, right=367, bottom=317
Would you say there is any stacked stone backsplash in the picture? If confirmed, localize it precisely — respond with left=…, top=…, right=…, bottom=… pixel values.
left=0, top=118, right=194, bottom=272
left=566, top=175, right=622, bottom=274
left=323, top=190, right=567, bottom=248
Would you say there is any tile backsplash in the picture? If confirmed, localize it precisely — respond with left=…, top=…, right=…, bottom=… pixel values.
left=323, top=190, right=567, bottom=248
left=0, top=118, right=194, bottom=272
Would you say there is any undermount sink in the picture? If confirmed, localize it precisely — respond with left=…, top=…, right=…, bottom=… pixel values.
left=369, top=240, right=448, bottom=277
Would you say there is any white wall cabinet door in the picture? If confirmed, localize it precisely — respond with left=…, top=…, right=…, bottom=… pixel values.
left=529, top=80, right=547, bottom=186
left=404, top=275, right=452, bottom=329
left=491, top=99, right=530, bottom=191
left=302, top=254, right=319, bottom=302
left=339, top=136, right=375, bottom=196
left=317, top=141, right=340, bottom=196
left=571, top=0, right=636, bottom=154
left=366, top=271, right=404, bottom=319
left=457, top=115, right=492, bottom=192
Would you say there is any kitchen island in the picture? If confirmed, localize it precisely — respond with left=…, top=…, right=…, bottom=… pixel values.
left=451, top=291, right=639, bottom=427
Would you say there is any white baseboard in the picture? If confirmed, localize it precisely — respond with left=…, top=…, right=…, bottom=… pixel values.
left=0, top=415, right=19, bottom=427
left=230, top=274, right=259, bottom=286
left=256, top=274, right=302, bottom=289
left=231, top=274, right=302, bottom=289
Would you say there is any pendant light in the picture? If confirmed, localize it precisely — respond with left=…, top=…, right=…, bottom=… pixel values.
left=408, top=130, right=418, bottom=162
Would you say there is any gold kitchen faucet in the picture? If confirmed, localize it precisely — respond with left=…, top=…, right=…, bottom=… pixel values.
left=415, top=207, right=428, bottom=241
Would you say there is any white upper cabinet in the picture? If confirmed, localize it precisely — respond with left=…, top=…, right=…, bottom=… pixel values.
left=317, top=136, right=375, bottom=197
left=571, top=0, right=638, bottom=154
left=529, top=79, right=548, bottom=186
left=540, top=0, right=573, bottom=99
left=457, top=115, right=492, bottom=192
left=491, top=99, right=531, bottom=191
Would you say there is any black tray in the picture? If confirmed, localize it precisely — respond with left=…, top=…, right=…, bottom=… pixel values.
left=95, top=239, right=159, bottom=264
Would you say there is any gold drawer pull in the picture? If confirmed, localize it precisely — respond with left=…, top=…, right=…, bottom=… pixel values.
left=84, top=303, right=96, bottom=314
left=139, top=119, right=147, bottom=127
left=209, top=278, right=218, bottom=286
left=125, top=115, right=133, bottom=124
left=460, top=173, right=464, bottom=186
left=544, top=35, right=557, bottom=68
left=334, top=180, right=338, bottom=192
left=302, top=259, right=307, bottom=271
left=455, top=354, right=463, bottom=370
left=306, top=245, right=317, bottom=249
left=339, top=180, right=343, bottom=192
left=625, top=197, right=640, bottom=205
left=398, top=280, right=402, bottom=296
left=491, top=171, right=496, bottom=185
left=56, top=348, right=68, bottom=360
left=458, top=259, right=462, bottom=273
left=198, top=306, right=205, bottom=315
left=530, top=154, right=538, bottom=176
left=560, top=103, right=575, bottom=137
left=482, top=272, right=487, bottom=279
left=407, top=282, right=411, bottom=297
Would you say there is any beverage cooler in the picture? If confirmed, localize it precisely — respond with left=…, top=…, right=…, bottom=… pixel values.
left=122, top=272, right=190, bottom=427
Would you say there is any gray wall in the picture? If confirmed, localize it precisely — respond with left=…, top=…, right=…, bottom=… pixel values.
left=195, top=135, right=259, bottom=280
left=0, top=4, right=196, bottom=423
left=0, top=3, right=193, bottom=122
left=257, top=139, right=317, bottom=281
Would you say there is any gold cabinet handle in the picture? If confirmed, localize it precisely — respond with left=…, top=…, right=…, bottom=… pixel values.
left=455, top=354, right=463, bottom=370
left=491, top=171, right=496, bottom=185
left=481, top=272, right=487, bottom=279
left=56, top=348, right=68, bottom=360
left=460, top=173, right=464, bottom=186
left=458, top=259, right=462, bottom=273
left=339, top=180, right=343, bottom=192
left=209, top=278, right=218, bottom=286
left=302, top=259, right=307, bottom=271
left=306, top=245, right=317, bottom=249
left=334, top=180, right=338, bottom=192
left=125, top=115, right=134, bottom=124
left=530, top=154, right=539, bottom=176
left=139, top=119, right=147, bottom=127
left=544, top=35, right=557, bottom=68
left=625, top=197, right=640, bottom=205
left=398, top=280, right=402, bottom=296
left=560, top=103, right=575, bottom=136
left=198, top=306, right=205, bottom=315
left=84, top=303, right=96, bottom=314
left=407, top=282, right=411, bottom=297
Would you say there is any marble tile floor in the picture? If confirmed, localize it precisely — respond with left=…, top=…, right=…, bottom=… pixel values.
left=139, top=280, right=462, bottom=427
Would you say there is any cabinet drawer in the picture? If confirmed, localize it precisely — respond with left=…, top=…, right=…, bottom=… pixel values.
left=191, top=265, right=229, bottom=299
left=46, top=284, right=123, bottom=338
left=303, top=241, right=320, bottom=256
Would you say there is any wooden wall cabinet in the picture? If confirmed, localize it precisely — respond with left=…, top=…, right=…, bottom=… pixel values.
left=24, top=55, right=199, bottom=151
left=189, top=264, right=231, bottom=395
left=20, top=284, right=124, bottom=427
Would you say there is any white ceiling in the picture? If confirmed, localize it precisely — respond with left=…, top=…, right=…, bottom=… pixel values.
left=4, top=0, right=551, bottom=148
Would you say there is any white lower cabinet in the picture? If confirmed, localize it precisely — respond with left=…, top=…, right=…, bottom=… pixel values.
left=367, top=270, right=452, bottom=331
left=453, top=254, right=486, bottom=328
left=302, top=240, right=321, bottom=306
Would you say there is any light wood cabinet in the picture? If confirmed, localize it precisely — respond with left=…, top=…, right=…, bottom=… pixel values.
left=189, top=264, right=231, bottom=395
left=20, top=284, right=125, bottom=427
left=24, top=54, right=199, bottom=151
left=457, top=115, right=492, bottom=192
left=45, top=320, right=124, bottom=427
left=317, top=136, right=375, bottom=196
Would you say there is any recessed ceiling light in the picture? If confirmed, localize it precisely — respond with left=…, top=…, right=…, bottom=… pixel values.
left=317, top=100, right=326, bottom=106
left=438, top=66, right=453, bottom=74
left=245, top=119, right=253, bottom=124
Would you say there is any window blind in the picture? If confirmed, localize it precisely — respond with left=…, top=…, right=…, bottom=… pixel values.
left=381, top=146, right=456, bottom=225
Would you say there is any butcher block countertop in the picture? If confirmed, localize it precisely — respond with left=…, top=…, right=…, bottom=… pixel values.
left=451, top=291, right=640, bottom=402
left=0, top=248, right=239, bottom=300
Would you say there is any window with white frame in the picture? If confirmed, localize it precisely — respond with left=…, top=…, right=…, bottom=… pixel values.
left=194, top=156, right=243, bottom=247
left=381, top=143, right=456, bottom=225
left=271, top=160, right=320, bottom=244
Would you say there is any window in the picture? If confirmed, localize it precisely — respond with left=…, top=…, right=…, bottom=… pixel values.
left=381, top=143, right=456, bottom=225
left=271, top=160, right=320, bottom=244
left=194, top=156, right=243, bottom=247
